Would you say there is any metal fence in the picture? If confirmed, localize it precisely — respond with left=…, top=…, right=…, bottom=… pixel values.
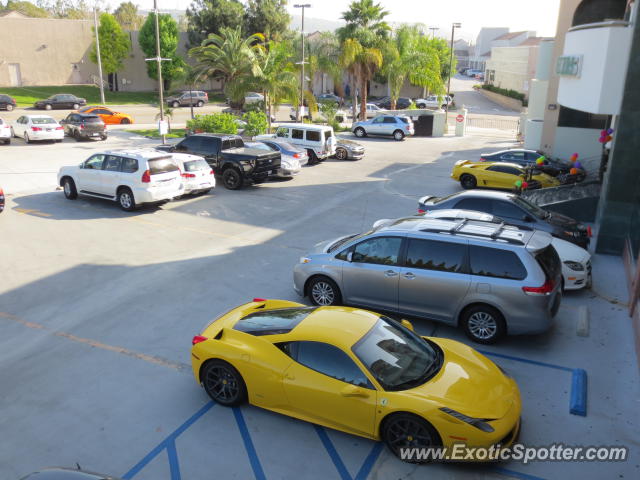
left=465, top=116, right=520, bottom=131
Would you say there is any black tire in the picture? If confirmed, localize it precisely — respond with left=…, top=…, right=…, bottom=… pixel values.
left=335, top=147, right=349, bottom=160
left=354, top=127, right=366, bottom=138
left=393, top=129, right=405, bottom=141
left=4, top=139, right=10, bottom=145
left=11, top=128, right=16, bottom=138
left=308, top=276, right=341, bottom=306
left=72, top=103, right=79, bottom=110
left=172, top=101, right=179, bottom=108
left=197, top=100, right=204, bottom=107
left=307, top=149, right=319, bottom=165
left=201, top=359, right=248, bottom=406
left=6, top=104, right=13, bottom=112
left=24, top=132, right=30, bottom=144
left=55, top=139, right=62, bottom=143
left=460, top=305, right=506, bottom=344
left=222, top=167, right=243, bottom=190
left=381, top=413, right=442, bottom=463
left=45, top=104, right=52, bottom=110
left=417, top=103, right=426, bottom=109
left=460, top=174, right=477, bottom=189
left=117, top=187, right=137, bottom=211
left=441, top=104, right=447, bottom=109
left=62, top=177, right=77, bottom=199
left=74, top=130, right=81, bottom=141
left=120, top=118, right=131, bottom=125
left=100, top=135, right=107, bottom=141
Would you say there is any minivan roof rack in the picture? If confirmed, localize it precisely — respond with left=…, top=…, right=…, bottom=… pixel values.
left=419, top=219, right=526, bottom=245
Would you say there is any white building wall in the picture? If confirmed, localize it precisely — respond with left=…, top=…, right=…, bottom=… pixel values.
left=485, top=46, right=538, bottom=95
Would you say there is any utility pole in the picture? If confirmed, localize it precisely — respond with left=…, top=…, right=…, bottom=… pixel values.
left=445, top=23, right=461, bottom=131
left=93, top=8, right=106, bottom=105
left=145, top=0, right=171, bottom=143
left=429, top=26, right=439, bottom=39
left=294, top=4, right=311, bottom=123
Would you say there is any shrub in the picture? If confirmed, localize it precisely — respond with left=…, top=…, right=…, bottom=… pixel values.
left=481, top=84, right=526, bottom=103
left=242, top=110, right=268, bottom=137
left=319, top=100, right=339, bottom=129
left=186, top=113, right=238, bottom=134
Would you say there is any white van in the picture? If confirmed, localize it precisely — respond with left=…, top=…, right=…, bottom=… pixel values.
left=256, top=123, right=336, bottom=163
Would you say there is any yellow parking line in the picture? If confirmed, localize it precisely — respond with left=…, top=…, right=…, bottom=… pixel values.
left=14, top=208, right=52, bottom=218
left=0, top=311, right=188, bottom=372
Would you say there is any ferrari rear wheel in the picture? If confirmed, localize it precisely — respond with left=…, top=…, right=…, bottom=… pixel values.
left=460, top=174, right=477, bottom=189
left=382, top=413, right=441, bottom=463
left=202, top=360, right=247, bottom=406
left=120, top=118, right=131, bottom=125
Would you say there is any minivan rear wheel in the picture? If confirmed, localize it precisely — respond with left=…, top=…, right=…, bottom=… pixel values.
left=308, top=276, right=341, bottom=306
left=461, top=305, right=506, bottom=344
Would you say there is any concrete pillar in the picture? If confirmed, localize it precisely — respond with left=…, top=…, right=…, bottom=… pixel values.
left=455, top=108, right=467, bottom=136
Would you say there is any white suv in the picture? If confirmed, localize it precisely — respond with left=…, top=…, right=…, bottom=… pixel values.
left=57, top=149, right=184, bottom=211
left=255, top=123, right=336, bottom=163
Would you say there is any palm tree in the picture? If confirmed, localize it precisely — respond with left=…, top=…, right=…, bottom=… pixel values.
left=340, top=37, right=383, bottom=122
left=305, top=32, right=343, bottom=98
left=189, top=27, right=265, bottom=109
left=340, top=0, right=390, bottom=38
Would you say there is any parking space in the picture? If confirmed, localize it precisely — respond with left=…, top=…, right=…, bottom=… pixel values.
left=1, top=130, right=638, bottom=479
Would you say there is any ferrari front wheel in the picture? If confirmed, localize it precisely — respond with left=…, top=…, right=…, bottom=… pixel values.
left=382, top=413, right=442, bottom=463
left=202, top=360, right=247, bottom=406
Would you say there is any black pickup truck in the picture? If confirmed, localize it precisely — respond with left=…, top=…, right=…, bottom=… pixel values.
left=157, top=133, right=281, bottom=189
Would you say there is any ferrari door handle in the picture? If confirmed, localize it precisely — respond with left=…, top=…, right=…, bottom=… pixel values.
left=403, top=272, right=415, bottom=280
left=284, top=373, right=295, bottom=380
left=384, top=270, right=398, bottom=277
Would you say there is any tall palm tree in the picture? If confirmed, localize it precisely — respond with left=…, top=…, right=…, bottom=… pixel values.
left=189, top=27, right=265, bottom=109
left=340, top=0, right=390, bottom=38
left=305, top=32, right=342, bottom=97
left=340, top=37, right=383, bottom=122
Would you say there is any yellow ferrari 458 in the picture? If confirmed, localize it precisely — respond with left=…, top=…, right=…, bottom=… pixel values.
left=452, top=160, right=560, bottom=190
left=191, top=299, right=521, bottom=462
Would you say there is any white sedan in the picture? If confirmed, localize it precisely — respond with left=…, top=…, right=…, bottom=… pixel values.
left=12, top=115, right=64, bottom=143
left=414, top=95, right=453, bottom=109
left=0, top=117, right=11, bottom=145
left=171, top=153, right=215, bottom=195
left=245, top=92, right=264, bottom=104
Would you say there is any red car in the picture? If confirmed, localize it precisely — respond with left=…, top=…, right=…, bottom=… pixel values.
left=0, top=186, right=5, bottom=213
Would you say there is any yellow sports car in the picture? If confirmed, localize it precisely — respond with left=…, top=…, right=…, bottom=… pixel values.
left=451, top=160, right=560, bottom=190
left=191, top=299, right=521, bottom=462
left=77, top=105, right=134, bottom=125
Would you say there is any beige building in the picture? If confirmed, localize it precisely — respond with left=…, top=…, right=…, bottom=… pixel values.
left=485, top=37, right=545, bottom=97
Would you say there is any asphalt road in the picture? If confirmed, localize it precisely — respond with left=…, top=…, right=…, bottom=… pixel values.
left=1, top=128, right=638, bottom=480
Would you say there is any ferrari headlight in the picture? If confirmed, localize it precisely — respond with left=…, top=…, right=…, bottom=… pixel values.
left=563, top=260, right=585, bottom=271
left=439, top=407, right=495, bottom=433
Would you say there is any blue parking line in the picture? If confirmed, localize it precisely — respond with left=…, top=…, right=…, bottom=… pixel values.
left=354, top=442, right=384, bottom=480
left=166, top=440, right=181, bottom=480
left=121, top=401, right=215, bottom=479
left=478, top=349, right=587, bottom=417
left=492, top=466, right=547, bottom=480
left=314, top=425, right=351, bottom=480
left=233, top=407, right=267, bottom=480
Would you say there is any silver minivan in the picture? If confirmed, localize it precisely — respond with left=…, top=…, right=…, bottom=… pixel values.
left=293, top=217, right=562, bottom=344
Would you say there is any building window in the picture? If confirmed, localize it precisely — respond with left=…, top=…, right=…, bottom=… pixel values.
left=557, top=106, right=607, bottom=129
left=572, top=0, right=626, bottom=27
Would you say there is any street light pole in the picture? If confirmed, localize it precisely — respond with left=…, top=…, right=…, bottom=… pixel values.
left=429, top=26, right=439, bottom=39
left=445, top=22, right=461, bottom=131
left=294, top=4, right=311, bottom=123
left=145, top=0, right=171, bottom=143
left=93, top=8, right=106, bottom=105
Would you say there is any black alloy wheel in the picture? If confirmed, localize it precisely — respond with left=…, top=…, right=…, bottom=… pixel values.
left=202, top=360, right=247, bottom=406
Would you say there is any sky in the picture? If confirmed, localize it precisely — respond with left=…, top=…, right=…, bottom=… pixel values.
left=50, top=0, right=563, bottom=43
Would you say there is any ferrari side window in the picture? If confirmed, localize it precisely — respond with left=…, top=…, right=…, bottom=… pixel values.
left=294, top=341, right=374, bottom=389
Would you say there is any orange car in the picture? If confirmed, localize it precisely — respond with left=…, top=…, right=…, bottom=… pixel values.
left=77, top=106, right=133, bottom=125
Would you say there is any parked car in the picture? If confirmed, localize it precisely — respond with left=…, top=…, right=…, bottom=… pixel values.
left=479, top=149, right=585, bottom=183
left=0, top=117, right=11, bottom=144
left=414, top=95, right=453, bottom=109
left=417, top=190, right=591, bottom=248
left=357, top=103, right=383, bottom=119
left=166, top=90, right=208, bottom=108
left=352, top=115, right=414, bottom=141
left=316, top=93, right=342, bottom=104
left=466, top=69, right=483, bottom=77
left=256, top=124, right=336, bottom=164
left=12, top=115, right=64, bottom=143
left=451, top=160, right=560, bottom=190
left=57, top=149, right=184, bottom=211
left=246, top=139, right=308, bottom=177
left=78, top=105, right=133, bottom=125
left=334, top=139, right=365, bottom=160
left=0, top=185, right=4, bottom=213
left=60, top=113, right=107, bottom=141
left=374, top=96, right=413, bottom=109
left=375, top=210, right=592, bottom=291
left=34, top=94, right=86, bottom=110
left=19, top=467, right=123, bottom=479
left=289, top=105, right=310, bottom=120
left=0, top=93, right=16, bottom=111
left=244, top=92, right=264, bottom=104
left=191, top=299, right=521, bottom=460
left=156, top=134, right=281, bottom=190
left=294, top=216, right=562, bottom=343
left=171, top=153, right=216, bottom=195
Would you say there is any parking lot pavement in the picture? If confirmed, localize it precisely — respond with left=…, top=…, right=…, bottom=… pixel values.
left=1, top=131, right=638, bottom=479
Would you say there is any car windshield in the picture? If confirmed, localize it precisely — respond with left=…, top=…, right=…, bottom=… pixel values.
left=32, top=118, right=56, bottom=124
left=148, top=157, right=179, bottom=174
left=511, top=195, right=549, bottom=219
left=353, top=317, right=442, bottom=391
left=398, top=117, right=410, bottom=124
left=327, top=229, right=374, bottom=253
left=184, top=159, right=210, bottom=172
left=83, top=116, right=102, bottom=123
left=234, top=307, right=316, bottom=336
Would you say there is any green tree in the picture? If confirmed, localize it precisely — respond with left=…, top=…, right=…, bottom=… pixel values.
left=189, top=26, right=264, bottom=109
left=90, top=13, right=130, bottom=76
left=428, top=37, right=457, bottom=85
left=305, top=32, right=342, bottom=97
left=340, top=37, right=383, bottom=121
left=139, top=12, right=186, bottom=90
left=4, top=0, right=50, bottom=17
left=113, top=1, right=144, bottom=31
left=185, top=0, right=244, bottom=47
left=37, top=0, right=94, bottom=19
left=243, top=0, right=290, bottom=41
left=338, top=0, right=390, bottom=40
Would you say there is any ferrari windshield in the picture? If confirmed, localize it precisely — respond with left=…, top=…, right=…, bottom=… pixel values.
left=353, top=317, right=442, bottom=391
left=511, top=195, right=549, bottom=219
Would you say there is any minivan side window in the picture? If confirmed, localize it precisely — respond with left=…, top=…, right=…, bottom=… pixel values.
left=306, top=130, right=320, bottom=142
left=352, top=237, right=403, bottom=266
left=383, top=117, right=396, bottom=124
left=469, top=246, right=527, bottom=280
left=292, top=129, right=304, bottom=139
left=405, top=239, right=466, bottom=273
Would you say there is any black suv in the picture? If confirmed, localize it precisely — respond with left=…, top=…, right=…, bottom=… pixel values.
left=156, top=134, right=281, bottom=189
left=60, top=113, right=107, bottom=141
left=0, top=94, right=16, bottom=111
left=375, top=96, right=413, bottom=109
